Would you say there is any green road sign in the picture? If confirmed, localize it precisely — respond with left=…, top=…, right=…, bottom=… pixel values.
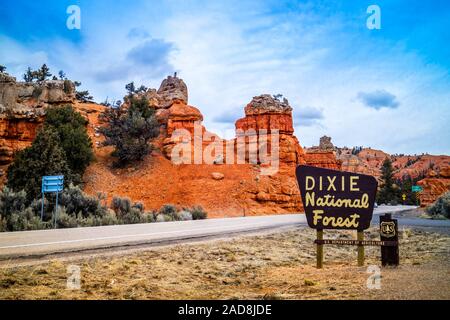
left=412, top=185, right=423, bottom=192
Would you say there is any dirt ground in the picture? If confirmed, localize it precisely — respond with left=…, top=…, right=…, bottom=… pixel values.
left=0, top=226, right=449, bottom=300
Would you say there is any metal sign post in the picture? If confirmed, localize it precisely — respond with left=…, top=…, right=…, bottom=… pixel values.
left=41, top=175, right=64, bottom=228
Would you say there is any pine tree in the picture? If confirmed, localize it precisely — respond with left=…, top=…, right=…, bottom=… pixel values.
left=37, top=64, right=52, bottom=82
left=7, top=127, right=73, bottom=201
left=377, top=158, right=399, bottom=204
left=73, top=81, right=93, bottom=102
left=100, top=96, right=159, bottom=167
left=58, top=70, right=66, bottom=80
left=0, top=65, right=6, bottom=73
left=23, top=67, right=36, bottom=82
left=125, top=82, right=136, bottom=95
left=44, top=105, right=94, bottom=178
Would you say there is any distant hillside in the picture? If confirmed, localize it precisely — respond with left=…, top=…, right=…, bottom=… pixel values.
left=336, top=147, right=449, bottom=181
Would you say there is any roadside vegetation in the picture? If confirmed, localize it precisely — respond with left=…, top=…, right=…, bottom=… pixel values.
left=0, top=84, right=205, bottom=232
left=426, top=191, right=450, bottom=219
left=0, top=184, right=207, bottom=232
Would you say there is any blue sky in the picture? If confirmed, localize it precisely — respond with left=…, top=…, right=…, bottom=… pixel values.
left=1, top=0, right=449, bottom=154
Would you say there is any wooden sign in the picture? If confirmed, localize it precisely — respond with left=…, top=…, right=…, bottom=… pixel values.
left=295, top=166, right=400, bottom=268
left=314, top=239, right=398, bottom=246
left=295, top=165, right=378, bottom=230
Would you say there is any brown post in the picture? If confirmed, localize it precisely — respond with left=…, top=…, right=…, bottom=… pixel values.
left=357, top=230, right=365, bottom=266
left=316, top=229, right=323, bottom=268
left=380, top=214, right=399, bottom=266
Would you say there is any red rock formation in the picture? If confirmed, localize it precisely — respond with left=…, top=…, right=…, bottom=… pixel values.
left=304, top=136, right=342, bottom=170
left=304, top=152, right=342, bottom=170
left=337, top=148, right=388, bottom=179
left=0, top=73, right=77, bottom=182
left=337, top=147, right=450, bottom=183
left=417, top=166, right=450, bottom=207
left=231, top=95, right=307, bottom=213
left=0, top=118, right=42, bottom=165
left=0, top=74, right=362, bottom=216
left=166, top=101, right=203, bottom=135
left=83, top=89, right=311, bottom=216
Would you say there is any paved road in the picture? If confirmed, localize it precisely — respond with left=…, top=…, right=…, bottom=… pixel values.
left=0, top=205, right=446, bottom=260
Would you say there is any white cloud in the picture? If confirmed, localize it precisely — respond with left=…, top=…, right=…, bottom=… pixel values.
left=1, top=0, right=449, bottom=155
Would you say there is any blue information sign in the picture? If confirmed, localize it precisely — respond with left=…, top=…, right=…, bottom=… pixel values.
left=42, top=175, right=64, bottom=193
left=41, top=175, right=64, bottom=227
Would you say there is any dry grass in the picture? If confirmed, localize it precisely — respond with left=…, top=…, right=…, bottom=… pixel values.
left=0, top=227, right=449, bottom=300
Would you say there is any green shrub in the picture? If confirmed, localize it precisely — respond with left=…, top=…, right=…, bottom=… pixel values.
left=112, top=196, right=132, bottom=217
left=427, top=192, right=450, bottom=219
left=7, top=207, right=47, bottom=231
left=159, top=204, right=177, bottom=218
left=0, top=187, right=47, bottom=231
left=99, top=211, right=119, bottom=226
left=100, top=96, right=159, bottom=167
left=56, top=207, right=78, bottom=228
left=0, top=187, right=28, bottom=218
left=60, top=184, right=106, bottom=218
left=156, top=214, right=174, bottom=223
left=0, top=184, right=208, bottom=231
left=121, top=208, right=144, bottom=224
left=189, top=206, right=207, bottom=220
left=0, top=215, right=7, bottom=232
left=45, top=105, right=94, bottom=177
left=7, top=127, right=73, bottom=201
left=177, top=210, right=193, bottom=221
left=132, top=202, right=144, bottom=212
left=142, top=211, right=157, bottom=223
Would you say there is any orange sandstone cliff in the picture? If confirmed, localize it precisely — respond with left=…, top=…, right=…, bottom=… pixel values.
left=417, top=166, right=450, bottom=207
left=84, top=79, right=322, bottom=216
left=0, top=73, right=447, bottom=212
left=0, top=72, right=77, bottom=182
left=82, top=77, right=341, bottom=216
left=304, top=136, right=342, bottom=170
left=336, top=146, right=450, bottom=205
left=0, top=73, right=371, bottom=216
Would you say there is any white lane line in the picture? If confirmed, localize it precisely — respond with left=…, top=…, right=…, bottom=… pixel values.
left=0, top=221, right=300, bottom=250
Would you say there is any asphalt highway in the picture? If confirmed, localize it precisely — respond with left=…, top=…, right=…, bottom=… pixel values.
left=0, top=205, right=431, bottom=261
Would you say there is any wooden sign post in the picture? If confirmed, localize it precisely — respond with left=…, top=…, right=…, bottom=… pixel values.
left=296, top=165, right=398, bottom=268
left=380, top=213, right=399, bottom=266
left=357, top=230, right=364, bottom=267
left=317, top=229, right=323, bottom=268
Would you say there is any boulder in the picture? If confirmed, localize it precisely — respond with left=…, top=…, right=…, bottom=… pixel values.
left=319, top=135, right=334, bottom=150
left=157, top=74, right=188, bottom=108
left=304, top=136, right=342, bottom=170
left=211, top=172, right=225, bottom=180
